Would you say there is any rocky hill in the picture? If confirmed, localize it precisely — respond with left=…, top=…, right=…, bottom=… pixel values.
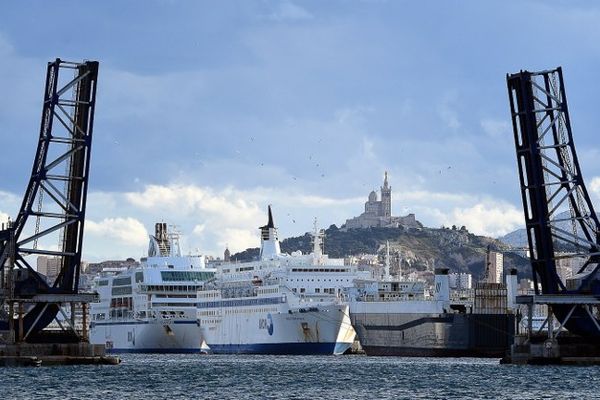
left=232, top=225, right=531, bottom=280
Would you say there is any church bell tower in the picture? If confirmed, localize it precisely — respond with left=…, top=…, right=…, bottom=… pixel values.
left=380, top=171, right=391, bottom=218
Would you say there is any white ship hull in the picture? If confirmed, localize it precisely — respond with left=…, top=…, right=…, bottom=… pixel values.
left=91, top=319, right=201, bottom=353
left=199, top=302, right=354, bottom=355
left=89, top=223, right=216, bottom=353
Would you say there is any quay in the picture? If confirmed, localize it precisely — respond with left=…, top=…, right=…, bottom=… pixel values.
left=0, top=343, right=119, bottom=367
left=501, top=294, right=600, bottom=365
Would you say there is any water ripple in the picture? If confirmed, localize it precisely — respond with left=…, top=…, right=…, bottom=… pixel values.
left=3, top=354, right=598, bottom=399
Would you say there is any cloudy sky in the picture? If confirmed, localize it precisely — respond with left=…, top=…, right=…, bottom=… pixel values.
left=2, top=0, right=600, bottom=260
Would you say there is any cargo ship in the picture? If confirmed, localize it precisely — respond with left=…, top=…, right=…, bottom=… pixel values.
left=348, top=268, right=516, bottom=357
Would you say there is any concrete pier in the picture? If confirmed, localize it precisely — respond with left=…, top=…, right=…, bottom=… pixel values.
left=501, top=294, right=600, bottom=365
left=0, top=342, right=120, bottom=366
left=502, top=334, right=600, bottom=365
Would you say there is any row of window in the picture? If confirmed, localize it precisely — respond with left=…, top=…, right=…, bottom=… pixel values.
left=198, top=310, right=219, bottom=317
left=293, top=288, right=337, bottom=294
left=113, top=277, right=132, bottom=286
left=151, top=302, right=196, bottom=307
left=290, top=268, right=348, bottom=273
left=287, top=278, right=350, bottom=282
left=258, top=288, right=279, bottom=294
left=110, top=297, right=133, bottom=309
left=161, top=271, right=214, bottom=282
left=198, top=297, right=285, bottom=309
left=223, top=306, right=277, bottom=315
left=198, top=291, right=220, bottom=299
left=200, top=319, right=220, bottom=325
left=112, top=286, right=133, bottom=296
left=140, top=285, right=203, bottom=293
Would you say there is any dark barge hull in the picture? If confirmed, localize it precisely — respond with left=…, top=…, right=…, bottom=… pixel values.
left=352, top=313, right=514, bottom=358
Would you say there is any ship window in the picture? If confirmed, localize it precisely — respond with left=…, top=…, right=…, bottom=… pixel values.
left=97, top=280, right=109, bottom=286
left=113, top=277, right=132, bottom=286
left=135, top=272, right=144, bottom=283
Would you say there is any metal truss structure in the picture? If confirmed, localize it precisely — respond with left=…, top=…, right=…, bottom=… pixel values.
left=0, top=59, right=98, bottom=340
left=507, top=67, right=600, bottom=336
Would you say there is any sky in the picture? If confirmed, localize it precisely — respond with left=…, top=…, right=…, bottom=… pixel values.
left=2, top=0, right=600, bottom=261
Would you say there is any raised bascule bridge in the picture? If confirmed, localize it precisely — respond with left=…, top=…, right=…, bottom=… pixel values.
left=505, top=66, right=600, bottom=364
left=0, top=59, right=117, bottom=366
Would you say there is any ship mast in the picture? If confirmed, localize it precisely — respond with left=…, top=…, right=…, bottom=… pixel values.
left=384, top=241, right=391, bottom=281
left=311, top=218, right=325, bottom=265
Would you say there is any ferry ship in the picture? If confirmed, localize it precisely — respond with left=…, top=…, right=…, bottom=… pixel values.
left=90, top=223, right=215, bottom=353
left=197, top=207, right=368, bottom=355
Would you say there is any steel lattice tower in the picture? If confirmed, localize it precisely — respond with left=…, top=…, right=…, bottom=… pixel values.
left=507, top=67, right=600, bottom=336
left=0, top=59, right=98, bottom=340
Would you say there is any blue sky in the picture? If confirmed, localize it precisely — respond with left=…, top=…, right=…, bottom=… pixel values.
left=2, top=0, right=600, bottom=260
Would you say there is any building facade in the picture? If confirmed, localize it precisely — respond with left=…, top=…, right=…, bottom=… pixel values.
left=36, top=256, right=61, bottom=282
left=485, top=250, right=504, bottom=284
left=449, top=272, right=473, bottom=290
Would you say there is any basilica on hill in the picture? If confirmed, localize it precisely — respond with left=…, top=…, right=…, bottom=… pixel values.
left=342, top=172, right=419, bottom=230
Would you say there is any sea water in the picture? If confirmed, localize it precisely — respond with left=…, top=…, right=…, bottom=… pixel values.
left=4, top=354, right=598, bottom=399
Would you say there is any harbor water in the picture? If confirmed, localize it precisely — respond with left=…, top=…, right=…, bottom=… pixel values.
left=4, top=354, right=599, bottom=399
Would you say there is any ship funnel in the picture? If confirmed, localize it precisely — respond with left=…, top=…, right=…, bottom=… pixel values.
left=434, top=268, right=450, bottom=303
left=148, top=223, right=172, bottom=257
left=259, top=205, right=281, bottom=260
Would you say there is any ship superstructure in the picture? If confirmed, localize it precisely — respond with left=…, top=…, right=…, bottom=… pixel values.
left=197, top=209, right=368, bottom=354
left=90, top=223, right=215, bottom=353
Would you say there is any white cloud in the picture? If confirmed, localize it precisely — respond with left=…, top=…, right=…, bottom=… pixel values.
left=0, top=211, right=9, bottom=226
left=125, top=184, right=263, bottom=226
left=86, top=217, right=148, bottom=247
left=0, top=182, right=527, bottom=261
left=217, top=228, right=258, bottom=253
left=267, top=1, right=314, bottom=21
left=590, top=176, right=600, bottom=200
left=446, top=200, right=524, bottom=237
left=192, top=224, right=206, bottom=236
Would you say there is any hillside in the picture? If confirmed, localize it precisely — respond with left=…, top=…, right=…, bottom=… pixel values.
left=232, top=225, right=531, bottom=280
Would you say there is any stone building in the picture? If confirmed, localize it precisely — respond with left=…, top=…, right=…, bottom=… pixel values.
left=343, top=172, right=419, bottom=230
